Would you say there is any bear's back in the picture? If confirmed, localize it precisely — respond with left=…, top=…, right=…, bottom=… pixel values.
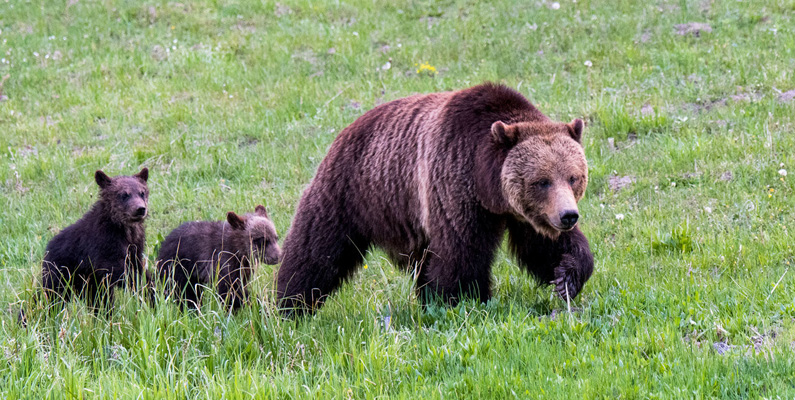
left=43, top=204, right=131, bottom=271
left=157, top=220, right=249, bottom=277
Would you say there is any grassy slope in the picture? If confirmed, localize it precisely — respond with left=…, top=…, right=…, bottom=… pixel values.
left=1, top=0, right=795, bottom=398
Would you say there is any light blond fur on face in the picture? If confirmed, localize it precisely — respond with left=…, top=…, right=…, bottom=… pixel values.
left=499, top=121, right=588, bottom=239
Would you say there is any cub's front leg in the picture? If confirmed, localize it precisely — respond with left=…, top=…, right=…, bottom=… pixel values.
left=507, top=220, right=594, bottom=300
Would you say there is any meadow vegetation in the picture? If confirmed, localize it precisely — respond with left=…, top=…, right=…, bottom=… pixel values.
left=1, top=0, right=795, bottom=397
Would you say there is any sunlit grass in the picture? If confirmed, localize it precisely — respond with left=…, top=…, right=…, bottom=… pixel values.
left=1, top=0, right=795, bottom=397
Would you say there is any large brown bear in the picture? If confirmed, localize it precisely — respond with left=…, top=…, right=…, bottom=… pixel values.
left=277, top=83, right=593, bottom=314
left=41, top=168, right=152, bottom=313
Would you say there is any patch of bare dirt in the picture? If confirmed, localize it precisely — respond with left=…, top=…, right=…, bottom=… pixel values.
left=682, top=171, right=702, bottom=180
left=275, top=3, right=292, bottom=17
left=657, top=3, right=680, bottom=13
left=750, top=327, right=778, bottom=354
left=675, top=22, right=712, bottom=37
left=419, top=16, right=440, bottom=29
left=346, top=100, right=361, bottom=111
left=640, top=103, right=655, bottom=117
left=39, top=116, right=58, bottom=127
left=168, top=92, right=193, bottom=104
left=609, top=175, right=636, bottom=192
left=234, top=20, right=257, bottom=34
left=637, top=30, right=652, bottom=44
left=292, top=49, right=318, bottom=66
left=147, top=6, right=157, bottom=23
left=17, top=23, right=34, bottom=35
left=0, top=74, right=9, bottom=102
left=712, top=341, right=734, bottom=355
left=778, top=89, right=795, bottom=103
left=682, top=90, right=762, bottom=113
left=151, top=45, right=167, bottom=61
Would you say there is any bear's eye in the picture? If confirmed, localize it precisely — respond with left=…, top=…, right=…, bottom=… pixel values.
left=534, top=179, right=551, bottom=189
left=569, top=176, right=578, bottom=185
left=120, top=192, right=130, bottom=201
left=139, top=191, right=146, bottom=198
left=253, top=237, right=266, bottom=248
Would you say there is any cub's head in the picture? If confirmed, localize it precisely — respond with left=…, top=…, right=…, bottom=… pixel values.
left=95, top=168, right=150, bottom=224
left=226, top=205, right=281, bottom=265
left=495, top=119, right=588, bottom=238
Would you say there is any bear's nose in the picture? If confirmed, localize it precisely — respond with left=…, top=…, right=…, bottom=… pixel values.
left=559, top=210, right=579, bottom=229
left=135, top=207, right=147, bottom=217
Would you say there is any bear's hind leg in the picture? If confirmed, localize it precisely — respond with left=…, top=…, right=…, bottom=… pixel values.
left=277, top=226, right=370, bottom=315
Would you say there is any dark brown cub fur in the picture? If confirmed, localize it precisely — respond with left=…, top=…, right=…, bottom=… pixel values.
left=41, top=168, right=151, bottom=313
left=277, top=83, right=594, bottom=315
left=156, top=205, right=281, bottom=311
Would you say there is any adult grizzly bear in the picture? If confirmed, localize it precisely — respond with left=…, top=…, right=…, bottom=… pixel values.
left=41, top=168, right=151, bottom=313
left=156, top=206, right=281, bottom=311
left=277, top=83, right=593, bottom=314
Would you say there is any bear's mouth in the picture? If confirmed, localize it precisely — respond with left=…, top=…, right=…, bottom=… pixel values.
left=547, top=220, right=576, bottom=232
left=531, top=215, right=574, bottom=238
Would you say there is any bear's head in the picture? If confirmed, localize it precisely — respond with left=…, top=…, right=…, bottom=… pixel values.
left=495, top=119, right=587, bottom=238
left=95, top=168, right=150, bottom=224
left=227, top=205, right=281, bottom=265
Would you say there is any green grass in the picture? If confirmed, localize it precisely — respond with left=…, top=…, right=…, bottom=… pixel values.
left=2, top=0, right=795, bottom=397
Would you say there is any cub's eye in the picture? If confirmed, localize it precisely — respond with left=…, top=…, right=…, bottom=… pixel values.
left=253, top=237, right=266, bottom=247
left=139, top=191, right=146, bottom=198
left=120, top=193, right=131, bottom=201
left=569, top=176, right=578, bottom=185
left=534, top=179, right=551, bottom=189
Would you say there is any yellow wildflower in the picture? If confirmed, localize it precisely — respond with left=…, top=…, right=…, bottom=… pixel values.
left=416, top=62, right=438, bottom=76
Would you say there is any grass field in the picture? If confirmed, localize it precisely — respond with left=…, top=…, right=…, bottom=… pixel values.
left=2, top=0, right=795, bottom=398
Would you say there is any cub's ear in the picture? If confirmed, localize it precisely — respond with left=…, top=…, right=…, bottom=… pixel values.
left=135, top=167, right=149, bottom=182
left=254, top=205, right=269, bottom=218
left=491, top=121, right=518, bottom=146
left=95, top=170, right=112, bottom=189
left=567, top=118, right=584, bottom=143
left=227, top=212, right=246, bottom=230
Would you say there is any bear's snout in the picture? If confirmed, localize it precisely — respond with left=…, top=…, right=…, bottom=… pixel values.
left=134, top=206, right=147, bottom=218
left=264, top=244, right=282, bottom=265
left=559, top=210, right=579, bottom=229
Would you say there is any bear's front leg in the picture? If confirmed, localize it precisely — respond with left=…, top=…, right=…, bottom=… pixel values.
left=507, top=220, right=594, bottom=300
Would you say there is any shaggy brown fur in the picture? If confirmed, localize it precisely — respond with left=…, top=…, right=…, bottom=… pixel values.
left=276, top=83, right=594, bottom=314
left=41, top=168, right=151, bottom=313
left=156, top=205, right=281, bottom=311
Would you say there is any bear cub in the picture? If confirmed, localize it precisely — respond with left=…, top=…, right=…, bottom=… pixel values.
left=42, top=168, right=151, bottom=313
left=156, top=205, right=281, bottom=311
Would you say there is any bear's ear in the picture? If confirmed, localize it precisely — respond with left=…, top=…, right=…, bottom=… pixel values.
left=135, top=167, right=149, bottom=182
left=567, top=118, right=584, bottom=143
left=491, top=121, right=518, bottom=146
left=95, top=170, right=112, bottom=189
left=254, top=205, right=269, bottom=218
left=227, top=212, right=247, bottom=230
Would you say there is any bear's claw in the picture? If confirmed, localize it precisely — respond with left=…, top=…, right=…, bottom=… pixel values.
left=552, top=254, right=582, bottom=300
